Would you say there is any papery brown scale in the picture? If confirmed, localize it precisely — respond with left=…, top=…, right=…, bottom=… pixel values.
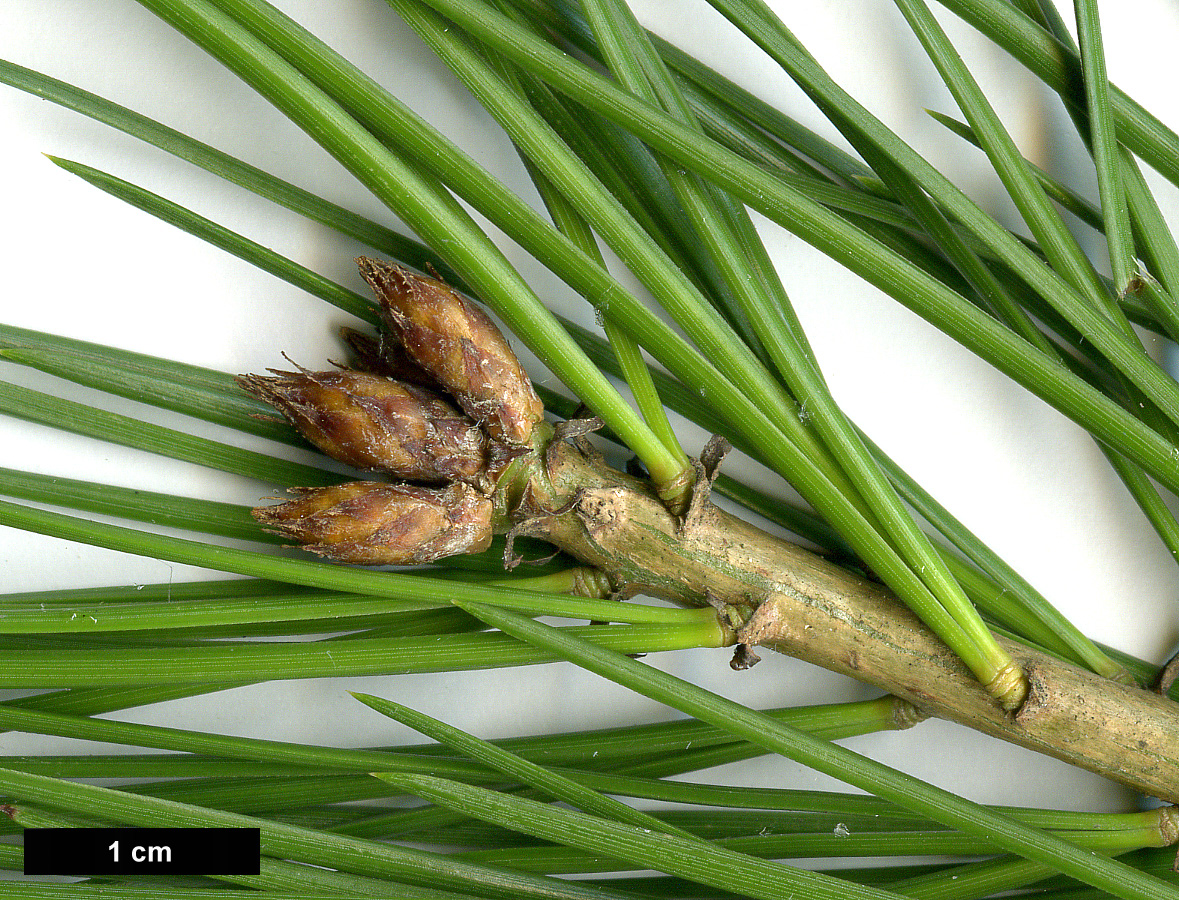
left=237, top=369, right=486, bottom=482
left=252, top=481, right=493, bottom=565
left=357, top=257, right=544, bottom=445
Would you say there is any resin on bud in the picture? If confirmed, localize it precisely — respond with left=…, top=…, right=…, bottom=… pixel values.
left=253, top=481, right=493, bottom=565
left=237, top=368, right=486, bottom=482
left=357, top=258, right=544, bottom=445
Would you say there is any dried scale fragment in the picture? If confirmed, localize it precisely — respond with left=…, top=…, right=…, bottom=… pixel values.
left=253, top=481, right=493, bottom=565
left=237, top=368, right=487, bottom=482
left=358, top=257, right=545, bottom=445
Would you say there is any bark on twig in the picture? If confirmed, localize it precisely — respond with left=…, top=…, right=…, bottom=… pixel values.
left=519, top=439, right=1179, bottom=802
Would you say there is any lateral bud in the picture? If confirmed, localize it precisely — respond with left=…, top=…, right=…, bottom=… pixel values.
left=357, top=257, right=544, bottom=445
left=237, top=368, right=486, bottom=482
left=253, top=481, right=493, bottom=565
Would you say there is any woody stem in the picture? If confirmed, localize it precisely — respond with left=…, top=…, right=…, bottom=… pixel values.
left=503, top=436, right=1179, bottom=803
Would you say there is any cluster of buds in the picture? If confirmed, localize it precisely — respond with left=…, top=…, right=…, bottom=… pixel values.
left=242, top=258, right=545, bottom=566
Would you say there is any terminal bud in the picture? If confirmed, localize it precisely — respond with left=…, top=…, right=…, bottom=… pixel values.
left=358, top=258, right=544, bottom=445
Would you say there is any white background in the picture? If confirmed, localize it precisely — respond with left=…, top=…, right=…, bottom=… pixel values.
left=1, top=0, right=1178, bottom=840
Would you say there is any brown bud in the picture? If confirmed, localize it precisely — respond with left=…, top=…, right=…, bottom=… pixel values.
left=253, top=481, right=493, bottom=565
left=357, top=258, right=544, bottom=445
left=339, top=327, right=442, bottom=389
left=237, top=368, right=486, bottom=482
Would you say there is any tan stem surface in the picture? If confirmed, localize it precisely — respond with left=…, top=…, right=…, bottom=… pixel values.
left=517, top=441, right=1179, bottom=802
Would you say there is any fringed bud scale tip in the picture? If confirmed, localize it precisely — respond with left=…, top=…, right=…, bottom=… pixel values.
left=238, top=367, right=487, bottom=482
left=357, top=257, right=544, bottom=446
